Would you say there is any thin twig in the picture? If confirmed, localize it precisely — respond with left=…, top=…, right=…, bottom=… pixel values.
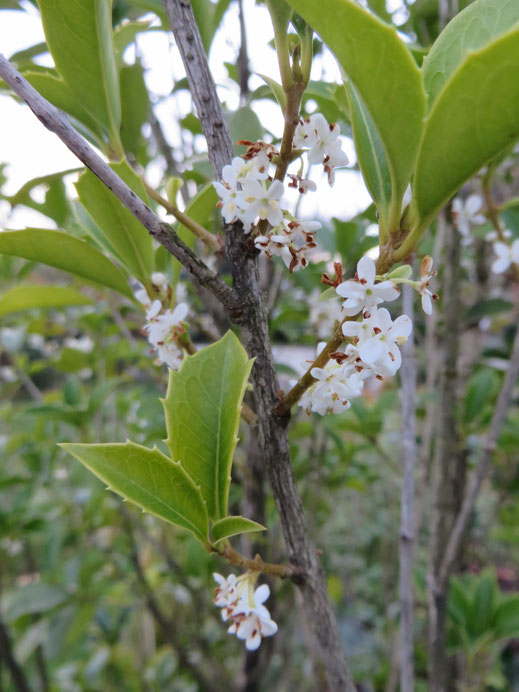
left=0, top=54, right=237, bottom=313
left=399, top=282, right=416, bottom=692
left=439, top=309, right=519, bottom=586
left=216, top=544, right=300, bottom=579
left=144, top=181, right=221, bottom=252
left=0, top=619, right=32, bottom=692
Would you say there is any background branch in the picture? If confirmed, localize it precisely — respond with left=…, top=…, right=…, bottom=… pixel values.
left=0, top=55, right=237, bottom=313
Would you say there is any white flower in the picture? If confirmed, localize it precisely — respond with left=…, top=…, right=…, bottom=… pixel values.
left=451, top=195, right=486, bottom=237
left=213, top=181, right=242, bottom=224
left=336, top=256, right=399, bottom=316
left=418, top=255, right=437, bottom=315
left=294, top=114, right=348, bottom=185
left=214, top=574, right=277, bottom=650
left=342, top=308, right=412, bottom=377
left=229, top=584, right=278, bottom=651
left=151, top=272, right=168, bottom=289
left=240, top=179, right=285, bottom=230
left=491, top=239, right=519, bottom=274
left=143, top=302, right=188, bottom=370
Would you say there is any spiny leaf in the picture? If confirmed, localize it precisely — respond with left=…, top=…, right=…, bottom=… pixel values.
left=60, top=441, right=210, bottom=542
left=163, top=331, right=253, bottom=520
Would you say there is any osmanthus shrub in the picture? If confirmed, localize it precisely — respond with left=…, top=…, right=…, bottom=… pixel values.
left=1, top=0, right=519, bottom=680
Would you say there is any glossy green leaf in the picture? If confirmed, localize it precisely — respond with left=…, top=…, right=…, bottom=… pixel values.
left=38, top=0, right=121, bottom=144
left=423, top=0, right=519, bottom=107
left=120, top=61, right=150, bottom=157
left=346, top=83, right=392, bottom=231
left=0, top=229, right=133, bottom=298
left=23, top=71, right=103, bottom=141
left=0, top=285, right=92, bottom=317
left=172, top=184, right=219, bottom=287
left=211, top=516, right=266, bottom=545
left=163, top=331, right=253, bottom=520
left=288, top=0, right=426, bottom=226
left=412, top=27, right=519, bottom=233
left=76, top=161, right=154, bottom=283
left=60, top=441, right=210, bottom=542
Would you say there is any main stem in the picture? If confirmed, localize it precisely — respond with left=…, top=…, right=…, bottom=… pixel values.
left=161, top=1, right=354, bottom=688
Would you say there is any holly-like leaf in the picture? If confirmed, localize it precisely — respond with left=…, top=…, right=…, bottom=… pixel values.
left=76, top=161, right=154, bottom=284
left=423, top=0, right=519, bottom=107
left=38, top=0, right=121, bottom=147
left=211, top=516, right=266, bottom=545
left=60, top=442, right=210, bottom=543
left=287, top=0, right=426, bottom=229
left=163, top=331, right=253, bottom=520
left=412, top=27, right=519, bottom=234
left=0, top=229, right=133, bottom=298
left=0, top=285, right=92, bottom=318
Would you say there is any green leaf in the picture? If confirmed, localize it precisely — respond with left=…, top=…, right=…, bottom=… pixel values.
left=287, top=0, right=426, bottom=227
left=120, top=61, right=150, bottom=157
left=38, top=0, right=121, bottom=146
left=163, top=331, right=253, bottom=520
left=76, top=161, right=154, bottom=283
left=4, top=584, right=67, bottom=623
left=23, top=71, right=103, bottom=142
left=257, top=73, right=286, bottom=110
left=0, top=229, right=133, bottom=298
left=423, top=0, right=519, bottom=107
left=0, top=285, right=92, bottom=318
left=494, top=596, right=519, bottom=638
left=346, top=83, right=392, bottom=230
left=228, top=106, right=264, bottom=149
left=211, top=516, right=266, bottom=545
left=60, top=441, right=210, bottom=542
left=464, top=369, right=498, bottom=423
left=172, top=184, right=219, bottom=287
left=412, top=27, right=519, bottom=233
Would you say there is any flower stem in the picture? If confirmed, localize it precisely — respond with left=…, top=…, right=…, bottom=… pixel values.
left=216, top=543, right=301, bottom=579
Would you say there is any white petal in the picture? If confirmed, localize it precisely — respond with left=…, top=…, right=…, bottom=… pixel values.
left=171, top=302, right=188, bottom=323
left=359, top=337, right=384, bottom=364
left=372, top=281, right=400, bottom=302
left=392, top=314, right=413, bottom=339
left=253, top=584, right=270, bottom=606
left=357, top=256, right=376, bottom=285
left=421, top=291, right=432, bottom=315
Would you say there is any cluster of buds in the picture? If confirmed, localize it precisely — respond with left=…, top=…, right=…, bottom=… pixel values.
left=298, top=256, right=438, bottom=416
left=213, top=572, right=278, bottom=651
left=134, top=273, right=189, bottom=370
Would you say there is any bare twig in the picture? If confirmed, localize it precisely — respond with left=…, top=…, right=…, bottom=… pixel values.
left=144, top=181, right=221, bottom=252
left=161, top=2, right=355, bottom=688
left=0, top=54, right=237, bottom=313
left=399, top=282, right=416, bottom=692
left=0, top=619, right=32, bottom=692
left=427, top=216, right=466, bottom=692
left=439, top=310, right=519, bottom=585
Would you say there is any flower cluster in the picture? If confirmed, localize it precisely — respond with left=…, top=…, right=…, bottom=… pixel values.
left=134, top=273, right=189, bottom=369
left=213, top=113, right=348, bottom=272
left=298, top=256, right=439, bottom=416
left=213, top=572, right=278, bottom=651
left=294, top=113, right=349, bottom=185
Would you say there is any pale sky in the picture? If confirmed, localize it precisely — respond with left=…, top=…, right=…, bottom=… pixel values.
left=0, top=0, right=374, bottom=231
